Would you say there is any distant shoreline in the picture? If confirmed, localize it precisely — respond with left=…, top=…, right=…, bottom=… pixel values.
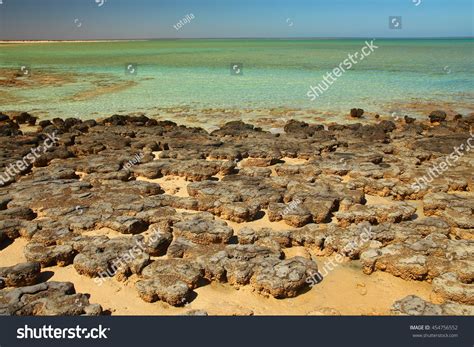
left=0, top=37, right=472, bottom=44
left=0, top=40, right=144, bottom=44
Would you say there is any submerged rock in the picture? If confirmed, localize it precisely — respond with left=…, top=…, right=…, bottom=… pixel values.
left=429, top=110, right=447, bottom=123
left=350, top=108, right=364, bottom=118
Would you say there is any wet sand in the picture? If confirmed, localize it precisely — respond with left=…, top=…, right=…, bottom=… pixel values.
left=0, top=237, right=433, bottom=316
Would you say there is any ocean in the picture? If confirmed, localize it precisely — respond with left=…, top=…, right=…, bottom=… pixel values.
left=0, top=38, right=473, bottom=120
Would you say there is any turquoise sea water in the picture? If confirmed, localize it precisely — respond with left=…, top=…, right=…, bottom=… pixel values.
left=0, top=39, right=473, bottom=119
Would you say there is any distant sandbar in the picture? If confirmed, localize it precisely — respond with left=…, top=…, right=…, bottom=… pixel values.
left=0, top=40, right=147, bottom=44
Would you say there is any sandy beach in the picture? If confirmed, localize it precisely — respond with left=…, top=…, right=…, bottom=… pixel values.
left=1, top=111, right=472, bottom=316
left=0, top=236, right=434, bottom=315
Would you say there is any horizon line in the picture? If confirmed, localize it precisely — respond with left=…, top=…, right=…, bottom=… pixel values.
left=1, top=36, right=473, bottom=42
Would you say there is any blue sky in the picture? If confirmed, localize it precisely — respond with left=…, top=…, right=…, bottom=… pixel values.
left=0, top=0, right=472, bottom=39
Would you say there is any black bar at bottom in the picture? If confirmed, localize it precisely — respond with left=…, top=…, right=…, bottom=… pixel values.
left=1, top=316, right=472, bottom=347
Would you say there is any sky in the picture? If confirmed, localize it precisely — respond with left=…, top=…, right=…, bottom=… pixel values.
left=0, top=0, right=472, bottom=40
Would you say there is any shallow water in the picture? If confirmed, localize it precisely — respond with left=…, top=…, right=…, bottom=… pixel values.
left=0, top=39, right=473, bottom=119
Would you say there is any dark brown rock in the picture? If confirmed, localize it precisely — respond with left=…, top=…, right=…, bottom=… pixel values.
left=350, top=108, right=364, bottom=118
left=429, top=110, right=447, bottom=123
left=0, top=262, right=41, bottom=287
left=0, top=281, right=102, bottom=316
